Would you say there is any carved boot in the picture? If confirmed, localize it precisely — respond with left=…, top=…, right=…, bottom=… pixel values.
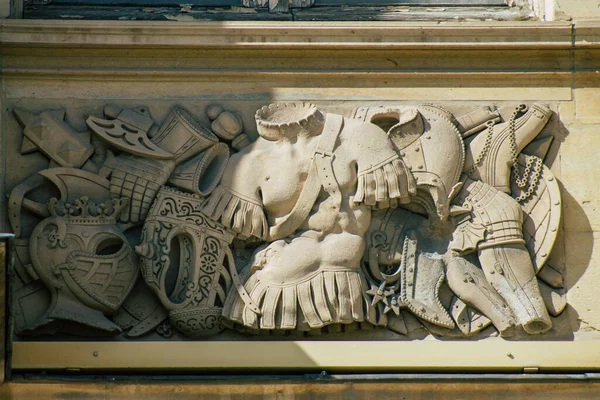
left=478, top=244, right=552, bottom=334
left=463, top=103, right=551, bottom=193
left=445, top=254, right=517, bottom=337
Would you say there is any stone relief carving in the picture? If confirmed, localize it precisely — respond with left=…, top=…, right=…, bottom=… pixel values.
left=7, top=101, right=565, bottom=339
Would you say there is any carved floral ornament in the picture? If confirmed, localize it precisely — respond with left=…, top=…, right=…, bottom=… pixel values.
left=9, top=101, right=565, bottom=340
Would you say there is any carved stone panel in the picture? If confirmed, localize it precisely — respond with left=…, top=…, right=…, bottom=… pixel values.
left=6, top=100, right=571, bottom=344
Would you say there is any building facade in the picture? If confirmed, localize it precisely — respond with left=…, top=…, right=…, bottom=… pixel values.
left=1, top=0, right=600, bottom=398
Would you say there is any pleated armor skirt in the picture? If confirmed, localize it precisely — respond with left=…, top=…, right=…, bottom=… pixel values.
left=222, top=268, right=377, bottom=331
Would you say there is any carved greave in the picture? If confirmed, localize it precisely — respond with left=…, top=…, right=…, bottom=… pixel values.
left=478, top=244, right=552, bottom=334
left=445, top=255, right=517, bottom=337
left=452, top=178, right=526, bottom=251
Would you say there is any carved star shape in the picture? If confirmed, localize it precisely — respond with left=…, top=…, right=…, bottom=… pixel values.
left=365, top=281, right=395, bottom=307
left=57, top=142, right=80, bottom=165
left=383, top=294, right=402, bottom=316
left=13, top=109, right=67, bottom=157
left=365, top=282, right=384, bottom=306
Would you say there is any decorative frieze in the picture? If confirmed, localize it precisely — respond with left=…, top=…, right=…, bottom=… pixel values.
left=7, top=100, right=565, bottom=340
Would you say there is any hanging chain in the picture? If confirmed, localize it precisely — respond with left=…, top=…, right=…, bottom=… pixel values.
left=510, top=104, right=529, bottom=187
left=466, top=119, right=495, bottom=178
left=510, top=104, right=542, bottom=202
left=514, top=155, right=542, bottom=202
left=467, top=103, right=542, bottom=202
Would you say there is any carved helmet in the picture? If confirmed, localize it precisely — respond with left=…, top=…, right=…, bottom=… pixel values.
left=353, top=105, right=465, bottom=222
left=28, top=196, right=138, bottom=333
left=396, top=105, right=465, bottom=221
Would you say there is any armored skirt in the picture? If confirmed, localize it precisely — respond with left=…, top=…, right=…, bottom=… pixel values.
left=222, top=264, right=375, bottom=331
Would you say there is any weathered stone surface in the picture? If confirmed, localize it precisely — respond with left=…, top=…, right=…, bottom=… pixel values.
left=3, top=379, right=600, bottom=400
left=1, top=18, right=600, bottom=375
left=0, top=243, right=5, bottom=384
left=556, top=0, right=600, bottom=20
left=559, top=124, right=600, bottom=232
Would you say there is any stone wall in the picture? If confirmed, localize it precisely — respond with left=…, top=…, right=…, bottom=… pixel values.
left=1, top=10, right=600, bottom=399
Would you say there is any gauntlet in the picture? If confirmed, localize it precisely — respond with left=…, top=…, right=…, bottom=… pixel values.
left=90, top=105, right=219, bottom=223
left=102, top=153, right=175, bottom=223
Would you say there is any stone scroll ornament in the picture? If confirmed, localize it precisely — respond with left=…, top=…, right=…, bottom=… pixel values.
left=8, top=101, right=564, bottom=339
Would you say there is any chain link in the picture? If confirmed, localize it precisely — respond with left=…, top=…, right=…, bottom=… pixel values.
left=467, top=103, right=542, bottom=202
left=510, top=104, right=529, bottom=187
left=466, top=119, right=495, bottom=178
left=514, top=154, right=542, bottom=202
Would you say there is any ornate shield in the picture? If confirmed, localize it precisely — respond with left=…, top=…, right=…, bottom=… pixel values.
left=137, top=186, right=236, bottom=337
left=511, top=153, right=562, bottom=272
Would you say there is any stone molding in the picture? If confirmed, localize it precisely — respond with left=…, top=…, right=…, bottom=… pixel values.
left=574, top=20, right=600, bottom=47
left=0, top=20, right=576, bottom=49
left=10, top=341, right=600, bottom=371
left=0, top=20, right=590, bottom=98
left=1, top=20, right=596, bottom=86
left=3, top=377, right=600, bottom=400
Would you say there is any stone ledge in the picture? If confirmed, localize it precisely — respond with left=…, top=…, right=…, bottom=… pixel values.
left=11, top=341, right=600, bottom=371
left=575, top=20, right=600, bottom=47
left=3, top=378, right=600, bottom=400
left=0, top=20, right=574, bottom=49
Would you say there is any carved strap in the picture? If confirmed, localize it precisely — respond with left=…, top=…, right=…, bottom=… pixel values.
left=230, top=265, right=262, bottom=315
left=268, top=114, right=344, bottom=242
left=314, top=147, right=342, bottom=210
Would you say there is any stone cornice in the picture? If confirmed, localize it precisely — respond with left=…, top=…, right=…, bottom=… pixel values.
left=0, top=20, right=595, bottom=96
left=0, top=20, right=576, bottom=50
left=574, top=19, right=600, bottom=47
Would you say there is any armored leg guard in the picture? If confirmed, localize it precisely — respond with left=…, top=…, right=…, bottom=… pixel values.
left=445, top=254, right=517, bottom=337
left=478, top=244, right=551, bottom=334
